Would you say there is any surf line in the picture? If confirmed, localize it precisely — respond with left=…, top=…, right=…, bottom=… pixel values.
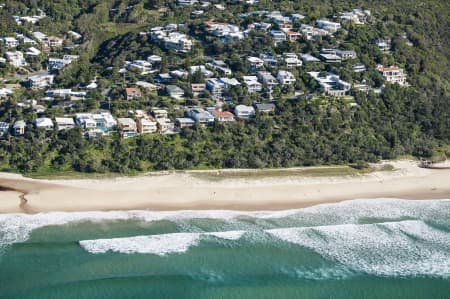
left=0, top=185, right=33, bottom=213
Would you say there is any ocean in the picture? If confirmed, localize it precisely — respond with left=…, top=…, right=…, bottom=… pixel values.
left=0, top=198, right=449, bottom=299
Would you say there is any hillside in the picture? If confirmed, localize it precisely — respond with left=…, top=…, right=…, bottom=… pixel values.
left=0, top=0, right=448, bottom=175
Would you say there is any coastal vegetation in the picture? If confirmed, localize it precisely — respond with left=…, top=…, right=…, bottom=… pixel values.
left=0, top=0, right=448, bottom=176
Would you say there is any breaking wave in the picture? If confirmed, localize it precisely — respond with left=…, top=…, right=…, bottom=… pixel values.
left=79, top=230, right=246, bottom=255
left=267, top=220, right=450, bottom=277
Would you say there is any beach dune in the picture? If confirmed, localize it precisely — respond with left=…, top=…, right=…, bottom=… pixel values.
left=0, top=160, right=449, bottom=213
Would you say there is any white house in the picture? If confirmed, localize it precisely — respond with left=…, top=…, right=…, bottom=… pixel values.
left=247, top=56, right=264, bottom=72
left=55, top=117, right=75, bottom=130
left=257, top=71, right=278, bottom=89
left=137, top=118, right=158, bottom=134
left=25, top=47, right=41, bottom=56
left=2, top=37, right=19, bottom=48
left=242, top=76, right=262, bottom=92
left=277, top=70, right=296, bottom=85
left=308, top=72, right=351, bottom=96
left=316, top=19, right=341, bottom=33
left=5, top=51, right=27, bottom=67
left=377, top=65, right=408, bottom=86
left=234, top=105, right=255, bottom=119
left=26, top=74, right=54, bottom=89
left=35, top=117, right=54, bottom=130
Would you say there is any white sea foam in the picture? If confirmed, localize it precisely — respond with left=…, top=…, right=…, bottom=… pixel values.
left=80, top=233, right=201, bottom=255
left=267, top=220, right=450, bottom=277
left=205, top=230, right=246, bottom=240
left=79, top=230, right=246, bottom=255
left=0, top=198, right=448, bottom=248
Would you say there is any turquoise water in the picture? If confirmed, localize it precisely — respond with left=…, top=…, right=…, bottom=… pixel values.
left=1, top=198, right=450, bottom=298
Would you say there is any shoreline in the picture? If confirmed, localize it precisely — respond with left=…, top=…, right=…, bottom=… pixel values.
left=0, top=160, right=449, bottom=214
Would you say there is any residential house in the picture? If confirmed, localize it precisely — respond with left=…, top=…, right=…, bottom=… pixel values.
left=47, top=36, right=63, bottom=47
left=339, top=9, right=370, bottom=24
left=137, top=118, right=158, bottom=134
left=177, top=0, right=197, bottom=6
left=316, top=19, right=341, bottom=33
left=166, top=85, right=185, bottom=98
left=269, top=30, right=286, bottom=44
left=277, top=70, right=296, bottom=85
left=206, top=78, right=225, bottom=100
left=352, top=63, right=366, bottom=73
left=169, top=69, right=188, bottom=79
left=0, top=122, right=10, bottom=136
left=155, top=32, right=192, bottom=53
left=45, top=89, right=87, bottom=98
left=0, top=88, right=13, bottom=98
left=35, top=117, right=54, bottom=130
left=55, top=117, right=75, bottom=130
left=117, top=118, right=137, bottom=138
left=125, top=87, right=142, bottom=100
left=308, top=72, right=351, bottom=96
left=204, top=20, right=244, bottom=42
left=377, top=65, right=407, bottom=86
left=2, top=37, right=19, bottom=48
left=75, top=113, right=97, bottom=130
left=257, top=71, right=278, bottom=89
left=147, top=55, right=162, bottom=66
left=136, top=81, right=160, bottom=92
left=300, top=53, right=321, bottom=63
left=284, top=55, right=302, bottom=69
left=285, top=31, right=301, bottom=42
left=242, top=76, right=262, bottom=93
left=191, top=83, right=206, bottom=95
left=176, top=117, right=195, bottom=129
left=186, top=108, right=215, bottom=125
left=209, top=109, right=235, bottom=122
left=25, top=47, right=41, bottom=56
left=5, top=51, right=27, bottom=68
left=300, top=24, right=329, bottom=40
left=319, top=50, right=342, bottom=63
left=375, top=38, right=391, bottom=52
left=247, top=56, right=264, bottom=72
left=234, top=105, right=255, bottom=119
left=26, top=74, right=54, bottom=89
left=92, top=112, right=117, bottom=132
left=126, top=60, right=154, bottom=74
left=190, top=65, right=214, bottom=77
left=152, top=109, right=169, bottom=119
left=156, top=73, right=173, bottom=83
left=13, top=120, right=26, bottom=136
left=255, top=103, right=276, bottom=113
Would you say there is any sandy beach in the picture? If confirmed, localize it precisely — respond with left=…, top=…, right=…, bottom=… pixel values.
left=0, top=160, right=449, bottom=213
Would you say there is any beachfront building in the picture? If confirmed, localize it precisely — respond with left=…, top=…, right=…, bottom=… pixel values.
left=117, top=118, right=138, bottom=138
left=137, top=118, right=158, bottom=134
